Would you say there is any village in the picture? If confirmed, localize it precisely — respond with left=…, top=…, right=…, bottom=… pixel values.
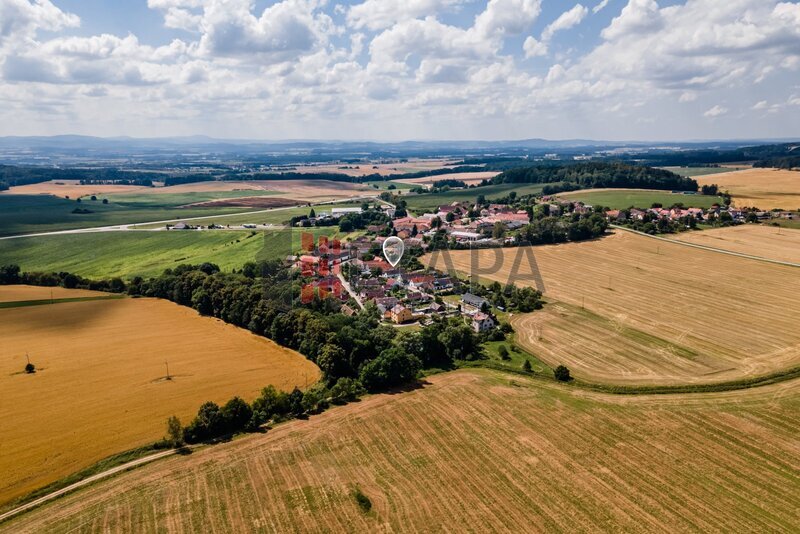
left=290, top=190, right=797, bottom=328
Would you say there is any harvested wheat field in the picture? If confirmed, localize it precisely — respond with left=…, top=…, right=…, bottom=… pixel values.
left=0, top=285, right=108, bottom=303
left=0, top=295, right=318, bottom=506
left=1, top=180, right=151, bottom=199
left=3, top=369, right=799, bottom=533
left=391, top=171, right=500, bottom=186
left=695, top=168, right=800, bottom=210
left=291, top=159, right=454, bottom=177
left=669, top=224, right=800, bottom=265
left=426, top=231, right=800, bottom=385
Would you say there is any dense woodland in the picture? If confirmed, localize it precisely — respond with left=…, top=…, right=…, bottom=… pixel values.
left=492, top=162, right=699, bottom=191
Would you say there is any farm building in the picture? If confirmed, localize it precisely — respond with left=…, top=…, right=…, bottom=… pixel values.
left=461, top=293, right=488, bottom=310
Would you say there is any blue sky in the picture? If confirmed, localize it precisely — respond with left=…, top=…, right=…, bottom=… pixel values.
left=0, top=0, right=798, bottom=141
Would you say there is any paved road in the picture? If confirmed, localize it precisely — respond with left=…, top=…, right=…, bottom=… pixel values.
left=610, top=224, right=800, bottom=268
left=0, top=449, right=178, bottom=524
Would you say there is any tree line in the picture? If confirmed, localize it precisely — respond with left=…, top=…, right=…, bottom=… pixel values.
left=492, top=162, right=699, bottom=191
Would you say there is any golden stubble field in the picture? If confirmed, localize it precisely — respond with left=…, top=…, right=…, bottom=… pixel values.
left=0, top=285, right=108, bottom=303
left=669, top=224, right=800, bottom=265
left=2, top=179, right=372, bottom=202
left=695, top=168, right=800, bottom=210
left=0, top=294, right=319, bottom=506
left=426, top=231, right=800, bottom=385
left=3, top=369, right=799, bottom=533
left=391, top=171, right=500, bottom=186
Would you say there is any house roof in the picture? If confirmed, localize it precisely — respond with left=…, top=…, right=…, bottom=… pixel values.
left=461, top=293, right=487, bottom=307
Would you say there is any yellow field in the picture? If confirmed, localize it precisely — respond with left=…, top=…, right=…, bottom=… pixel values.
left=4, top=369, right=798, bottom=532
left=426, top=231, right=800, bottom=385
left=391, top=171, right=500, bottom=186
left=0, top=285, right=108, bottom=303
left=0, top=294, right=318, bottom=505
left=669, top=224, right=800, bottom=264
left=292, top=159, right=453, bottom=177
left=2, top=179, right=372, bottom=201
left=1, top=180, right=151, bottom=199
left=695, top=168, right=800, bottom=210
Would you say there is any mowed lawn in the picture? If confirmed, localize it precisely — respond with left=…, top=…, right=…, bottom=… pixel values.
left=556, top=188, right=723, bottom=209
left=0, top=292, right=319, bottom=506
left=425, top=231, right=800, bottom=386
left=4, top=369, right=799, bottom=532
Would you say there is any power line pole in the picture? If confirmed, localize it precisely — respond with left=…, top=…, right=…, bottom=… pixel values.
left=165, top=361, right=171, bottom=381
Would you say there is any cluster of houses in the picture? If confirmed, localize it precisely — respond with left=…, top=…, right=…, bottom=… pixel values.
left=293, top=227, right=499, bottom=332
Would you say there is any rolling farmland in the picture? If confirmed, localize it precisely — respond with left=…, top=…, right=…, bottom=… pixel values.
left=405, top=183, right=551, bottom=213
left=0, top=285, right=108, bottom=303
left=694, top=168, right=800, bottom=210
left=668, top=224, right=800, bottom=265
left=555, top=188, right=723, bottom=209
left=426, top=231, right=800, bottom=385
left=0, top=293, right=318, bottom=505
left=3, top=369, right=798, bottom=532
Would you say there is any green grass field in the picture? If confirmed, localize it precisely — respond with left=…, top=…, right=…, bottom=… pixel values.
left=97, top=189, right=282, bottom=207
left=134, top=202, right=366, bottom=229
left=659, top=166, right=749, bottom=177
left=405, top=183, right=551, bottom=213
left=0, top=195, right=251, bottom=237
left=0, top=227, right=362, bottom=279
left=362, top=180, right=414, bottom=191
left=557, top=189, right=723, bottom=209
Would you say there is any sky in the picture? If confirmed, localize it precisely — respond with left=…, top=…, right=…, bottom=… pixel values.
left=0, top=0, right=798, bottom=141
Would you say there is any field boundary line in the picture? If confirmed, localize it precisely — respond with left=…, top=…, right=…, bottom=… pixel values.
left=0, top=449, right=178, bottom=524
left=0, top=295, right=125, bottom=309
left=610, top=225, right=800, bottom=268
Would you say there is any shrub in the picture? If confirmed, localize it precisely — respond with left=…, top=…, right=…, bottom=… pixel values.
left=166, top=415, right=184, bottom=447
left=521, top=359, right=532, bottom=372
left=25, top=362, right=35, bottom=374
left=554, top=365, right=572, bottom=382
left=498, top=345, right=510, bottom=360
left=353, top=488, right=372, bottom=513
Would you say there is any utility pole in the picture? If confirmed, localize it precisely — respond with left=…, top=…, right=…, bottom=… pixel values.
left=26, top=352, right=30, bottom=365
left=165, top=361, right=171, bottom=381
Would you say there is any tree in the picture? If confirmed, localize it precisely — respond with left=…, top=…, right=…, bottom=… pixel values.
left=521, top=359, right=532, bottom=372
left=0, top=264, right=21, bottom=284
left=91, top=195, right=97, bottom=201
left=221, top=396, right=252, bottom=433
left=166, top=415, right=184, bottom=447
left=445, top=212, right=456, bottom=223
left=102, top=198, right=109, bottom=204
left=309, top=207, right=316, bottom=218
left=554, top=365, right=571, bottom=382
left=359, top=347, right=421, bottom=392
left=492, top=222, right=505, bottom=239
left=498, top=345, right=510, bottom=360
left=25, top=362, right=35, bottom=374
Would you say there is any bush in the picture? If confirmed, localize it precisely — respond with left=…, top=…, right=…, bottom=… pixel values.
left=521, top=359, right=532, bottom=372
left=554, top=365, right=571, bottom=382
left=329, top=377, right=364, bottom=404
left=353, top=488, right=372, bottom=513
left=498, top=345, right=510, bottom=360
left=25, top=362, right=35, bottom=374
